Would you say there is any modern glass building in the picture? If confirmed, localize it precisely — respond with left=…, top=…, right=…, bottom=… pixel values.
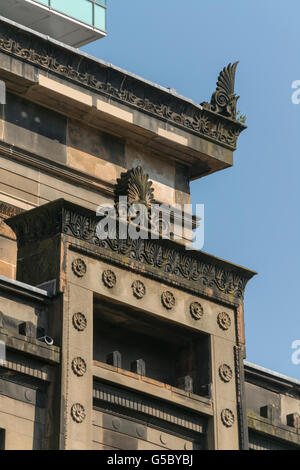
left=0, top=0, right=107, bottom=47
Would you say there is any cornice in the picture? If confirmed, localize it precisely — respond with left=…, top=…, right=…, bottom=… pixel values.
left=6, top=199, right=256, bottom=307
left=0, top=18, right=245, bottom=151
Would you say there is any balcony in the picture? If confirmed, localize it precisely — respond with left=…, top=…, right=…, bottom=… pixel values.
left=0, top=0, right=107, bottom=47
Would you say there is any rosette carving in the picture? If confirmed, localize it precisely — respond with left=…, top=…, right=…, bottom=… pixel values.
left=72, top=258, right=87, bottom=278
left=221, top=409, right=235, bottom=428
left=72, top=357, right=87, bottom=377
left=102, top=270, right=117, bottom=288
left=219, top=364, right=233, bottom=383
left=161, top=291, right=175, bottom=310
left=132, top=280, right=146, bottom=299
left=217, top=312, right=231, bottom=330
left=190, top=302, right=204, bottom=320
left=71, top=403, right=86, bottom=423
left=72, top=312, right=87, bottom=332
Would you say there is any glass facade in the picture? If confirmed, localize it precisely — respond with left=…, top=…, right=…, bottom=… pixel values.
left=33, top=0, right=107, bottom=32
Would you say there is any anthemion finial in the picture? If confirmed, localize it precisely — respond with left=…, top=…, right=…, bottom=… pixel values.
left=114, top=166, right=155, bottom=209
left=204, top=62, right=240, bottom=119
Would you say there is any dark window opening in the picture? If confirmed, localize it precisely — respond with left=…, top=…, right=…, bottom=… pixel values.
left=93, top=296, right=211, bottom=397
left=0, top=428, right=5, bottom=450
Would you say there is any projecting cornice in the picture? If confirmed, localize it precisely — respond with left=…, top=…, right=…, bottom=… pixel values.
left=6, top=199, right=256, bottom=307
left=0, top=18, right=245, bottom=152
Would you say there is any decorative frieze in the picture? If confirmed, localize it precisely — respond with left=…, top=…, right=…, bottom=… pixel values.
left=0, top=20, right=245, bottom=151
left=0, top=202, right=23, bottom=239
left=6, top=199, right=255, bottom=306
left=0, top=202, right=23, bottom=219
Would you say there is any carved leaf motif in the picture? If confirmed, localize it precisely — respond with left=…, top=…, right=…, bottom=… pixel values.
left=216, top=62, right=238, bottom=98
left=203, top=62, right=240, bottom=120
left=115, top=166, right=155, bottom=208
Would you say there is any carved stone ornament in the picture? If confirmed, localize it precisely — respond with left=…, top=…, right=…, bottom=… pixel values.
left=72, top=357, right=87, bottom=377
left=219, top=364, right=233, bottom=383
left=221, top=408, right=235, bottom=428
left=0, top=202, right=23, bottom=219
left=203, top=62, right=239, bottom=119
left=72, top=258, right=87, bottom=278
left=6, top=200, right=255, bottom=307
left=161, top=291, right=176, bottom=310
left=0, top=21, right=246, bottom=151
left=112, top=418, right=121, bottom=431
left=115, top=166, right=155, bottom=209
left=217, top=312, right=231, bottom=330
left=132, top=280, right=146, bottom=299
left=190, top=302, right=204, bottom=320
left=72, top=312, right=87, bottom=332
left=71, top=403, right=86, bottom=423
left=102, top=269, right=117, bottom=288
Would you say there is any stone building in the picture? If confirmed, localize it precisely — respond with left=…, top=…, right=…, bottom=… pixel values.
left=245, top=362, right=300, bottom=450
left=0, top=12, right=298, bottom=450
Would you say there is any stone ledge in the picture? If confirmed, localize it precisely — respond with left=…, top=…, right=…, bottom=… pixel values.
left=93, top=360, right=213, bottom=417
left=248, top=413, right=300, bottom=446
left=0, top=328, right=60, bottom=364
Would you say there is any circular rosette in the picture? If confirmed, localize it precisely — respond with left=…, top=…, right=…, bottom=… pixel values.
left=72, top=357, right=87, bottom=377
left=102, top=270, right=117, bottom=288
left=72, top=312, right=87, bottom=332
left=71, top=403, right=86, bottom=423
left=132, top=280, right=146, bottom=299
left=72, top=258, right=87, bottom=278
left=190, top=302, right=204, bottom=320
left=221, top=409, right=235, bottom=428
left=161, top=291, right=176, bottom=310
left=217, top=312, right=231, bottom=331
left=219, top=364, right=233, bottom=383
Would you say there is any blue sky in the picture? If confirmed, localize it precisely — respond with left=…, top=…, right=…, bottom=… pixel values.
left=83, top=0, right=300, bottom=378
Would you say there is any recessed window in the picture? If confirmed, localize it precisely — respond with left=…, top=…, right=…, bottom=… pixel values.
left=93, top=296, right=211, bottom=397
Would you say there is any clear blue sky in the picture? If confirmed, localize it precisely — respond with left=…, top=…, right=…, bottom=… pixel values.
left=82, top=0, right=300, bottom=379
